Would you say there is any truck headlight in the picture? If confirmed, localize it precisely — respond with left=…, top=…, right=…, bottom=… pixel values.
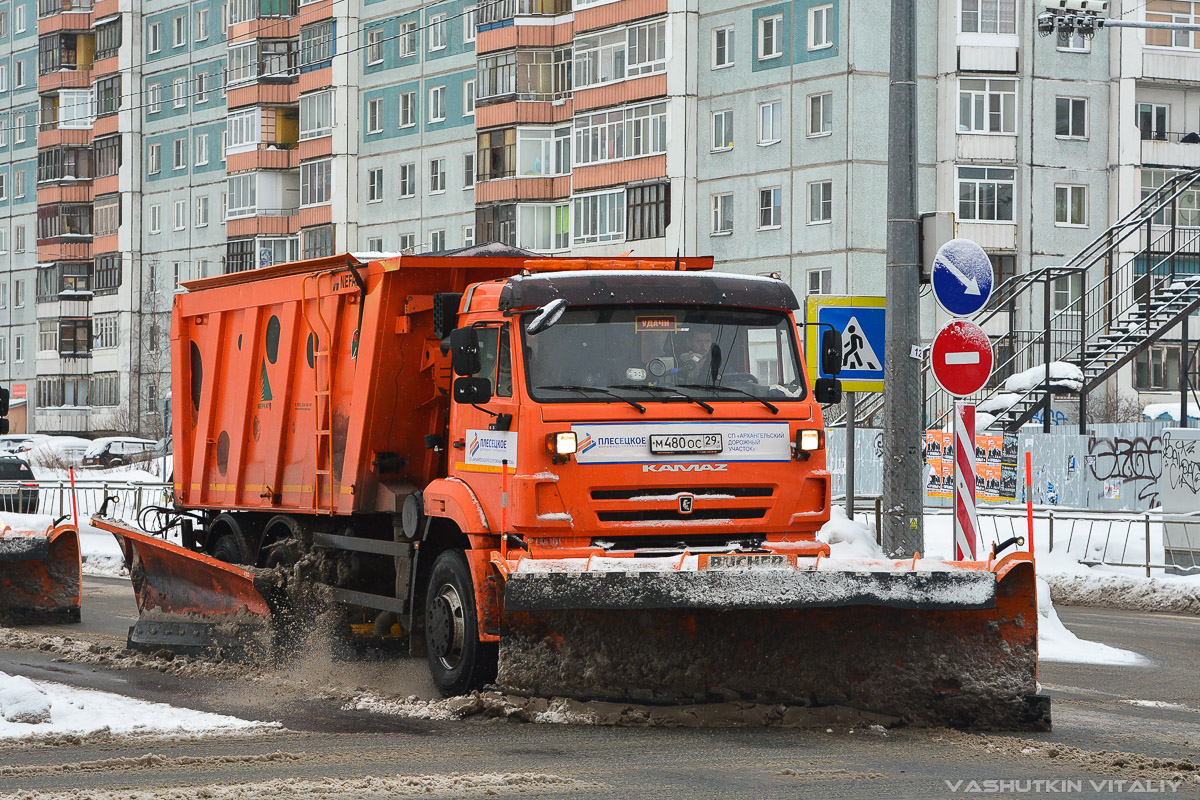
left=799, top=429, right=823, bottom=451
left=546, top=431, right=578, bottom=455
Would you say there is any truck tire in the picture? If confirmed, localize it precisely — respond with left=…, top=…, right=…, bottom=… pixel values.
left=424, top=550, right=497, bottom=696
left=211, top=530, right=254, bottom=565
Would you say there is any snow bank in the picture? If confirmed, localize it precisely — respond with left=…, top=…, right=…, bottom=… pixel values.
left=1004, top=361, right=1084, bottom=394
left=0, top=670, right=270, bottom=739
left=817, top=507, right=885, bottom=560
left=1036, top=578, right=1148, bottom=666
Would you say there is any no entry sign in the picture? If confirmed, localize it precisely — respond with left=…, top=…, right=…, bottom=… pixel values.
left=932, top=320, right=994, bottom=397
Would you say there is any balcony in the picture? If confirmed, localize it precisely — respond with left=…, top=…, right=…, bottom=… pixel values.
left=476, top=48, right=573, bottom=109
left=1141, top=131, right=1200, bottom=169
left=226, top=144, right=299, bottom=173
left=37, top=0, right=92, bottom=19
left=478, top=0, right=569, bottom=30
left=228, top=0, right=296, bottom=25
left=225, top=41, right=298, bottom=90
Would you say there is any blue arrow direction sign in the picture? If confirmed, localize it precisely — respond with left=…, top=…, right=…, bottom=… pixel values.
left=932, top=238, right=994, bottom=317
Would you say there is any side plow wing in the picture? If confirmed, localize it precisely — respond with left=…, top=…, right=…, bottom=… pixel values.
left=498, top=553, right=1047, bottom=730
left=0, top=524, right=82, bottom=623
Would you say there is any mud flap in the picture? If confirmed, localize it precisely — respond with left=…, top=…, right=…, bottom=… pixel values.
left=498, top=555, right=1047, bottom=730
left=93, top=517, right=274, bottom=656
left=0, top=525, right=82, bottom=624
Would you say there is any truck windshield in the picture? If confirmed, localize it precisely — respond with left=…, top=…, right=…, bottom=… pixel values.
left=522, top=306, right=806, bottom=402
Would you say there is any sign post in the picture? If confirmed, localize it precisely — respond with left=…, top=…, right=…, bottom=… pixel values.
left=845, top=391, right=856, bottom=519
left=954, top=402, right=979, bottom=560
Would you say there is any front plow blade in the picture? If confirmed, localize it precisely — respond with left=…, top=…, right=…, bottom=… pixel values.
left=499, top=554, right=1047, bottom=730
left=93, top=517, right=272, bottom=656
left=0, top=524, right=81, bottom=623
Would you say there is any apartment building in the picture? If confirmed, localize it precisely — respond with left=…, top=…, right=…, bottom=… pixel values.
left=3, top=0, right=1196, bottom=434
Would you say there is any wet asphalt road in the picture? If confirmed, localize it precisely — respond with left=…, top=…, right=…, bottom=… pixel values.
left=0, top=577, right=1198, bottom=798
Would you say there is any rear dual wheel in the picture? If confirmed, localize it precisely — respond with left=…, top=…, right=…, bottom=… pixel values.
left=424, top=550, right=497, bottom=696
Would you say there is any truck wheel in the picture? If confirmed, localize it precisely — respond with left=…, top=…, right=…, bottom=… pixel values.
left=424, top=550, right=497, bottom=696
left=211, top=530, right=254, bottom=565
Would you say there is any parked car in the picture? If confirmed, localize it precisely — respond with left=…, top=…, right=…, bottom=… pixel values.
left=0, top=455, right=38, bottom=513
left=80, top=437, right=158, bottom=469
left=0, top=434, right=50, bottom=455
left=24, top=436, right=91, bottom=469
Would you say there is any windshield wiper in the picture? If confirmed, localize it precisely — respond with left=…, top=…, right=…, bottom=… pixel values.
left=608, top=384, right=715, bottom=415
left=537, top=384, right=646, bottom=413
left=679, top=384, right=779, bottom=414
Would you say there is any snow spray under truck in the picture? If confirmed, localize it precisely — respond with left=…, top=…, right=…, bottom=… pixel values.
left=95, top=249, right=1048, bottom=729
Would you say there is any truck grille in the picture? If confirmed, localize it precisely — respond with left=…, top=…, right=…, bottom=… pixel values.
left=589, top=485, right=773, bottom=524
left=596, top=508, right=767, bottom=522
left=590, top=486, right=773, bottom=500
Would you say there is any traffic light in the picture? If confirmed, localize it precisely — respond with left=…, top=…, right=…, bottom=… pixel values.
left=0, top=387, right=9, bottom=435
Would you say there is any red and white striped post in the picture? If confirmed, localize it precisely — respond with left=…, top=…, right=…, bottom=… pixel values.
left=954, top=402, right=979, bottom=561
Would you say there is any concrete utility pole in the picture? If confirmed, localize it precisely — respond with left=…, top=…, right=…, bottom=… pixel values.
left=881, top=0, right=924, bottom=555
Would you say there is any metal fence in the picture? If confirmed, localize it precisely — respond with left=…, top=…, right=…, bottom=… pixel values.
left=0, top=479, right=173, bottom=525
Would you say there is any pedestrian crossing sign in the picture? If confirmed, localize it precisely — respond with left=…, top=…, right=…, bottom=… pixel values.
left=805, top=295, right=887, bottom=392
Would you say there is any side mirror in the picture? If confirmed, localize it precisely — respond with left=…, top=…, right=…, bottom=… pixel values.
left=526, top=298, right=567, bottom=335
left=453, top=376, right=493, bottom=405
left=820, top=328, right=842, bottom=377
left=814, top=378, right=842, bottom=406
left=449, top=327, right=482, bottom=376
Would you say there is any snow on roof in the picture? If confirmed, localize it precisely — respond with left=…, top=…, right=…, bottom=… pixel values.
left=1143, top=401, right=1200, bottom=421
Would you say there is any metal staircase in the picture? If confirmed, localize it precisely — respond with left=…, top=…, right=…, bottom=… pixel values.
left=839, top=168, right=1200, bottom=432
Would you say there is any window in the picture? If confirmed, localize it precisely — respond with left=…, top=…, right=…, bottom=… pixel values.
left=4, top=169, right=13, bottom=200
left=463, top=151, right=475, bottom=187
left=759, top=14, right=783, bottom=59
left=573, top=190, right=625, bottom=245
left=429, top=158, right=446, bottom=193
left=172, top=14, right=185, bottom=47
left=809, top=180, right=832, bottom=223
left=14, top=225, right=23, bottom=252
left=14, top=112, right=24, bottom=144
left=58, top=89, right=94, bottom=128
left=300, top=158, right=332, bottom=206
left=1057, top=28, right=1089, bottom=51
left=961, top=0, right=1016, bottom=34
left=0, top=283, right=6, bottom=307
left=399, top=232, right=415, bottom=253
left=400, top=91, right=416, bottom=127
left=226, top=239, right=255, bottom=272
left=399, top=162, right=416, bottom=197
left=429, top=13, right=446, bottom=51
left=518, top=203, right=570, bottom=251
left=430, top=229, right=446, bottom=252
left=192, top=132, right=208, bottom=166
left=429, top=85, right=446, bottom=122
left=627, top=19, right=667, bottom=76
left=12, top=3, right=20, bottom=33
left=299, top=21, right=333, bottom=68
left=93, top=315, right=118, bottom=349
left=0, top=65, right=7, bottom=91
left=958, top=78, right=1016, bottom=134
left=517, top=126, right=570, bottom=176
left=367, top=167, right=383, bottom=202
left=58, top=319, right=90, bottom=356
left=367, top=98, right=382, bottom=133
left=148, top=21, right=161, bottom=53
left=957, top=166, right=1015, bottom=222
left=226, top=173, right=256, bottom=217
left=0, top=174, right=6, bottom=201
left=227, top=42, right=255, bottom=84
left=574, top=29, right=626, bottom=88
left=1138, top=103, right=1169, bottom=141
left=14, top=335, right=23, bottom=363
left=477, top=128, right=515, bottom=180
left=808, top=92, right=832, bottom=137
left=195, top=71, right=209, bottom=104
left=464, top=225, right=475, bottom=247
left=0, top=230, right=6, bottom=254
left=1055, top=97, right=1087, bottom=139
left=148, top=83, right=162, bottom=113
left=91, top=373, right=120, bottom=406
left=0, top=9, right=7, bottom=38
left=808, top=4, right=832, bottom=49
left=196, top=7, right=209, bottom=40
left=759, top=186, right=782, bottom=229
left=302, top=224, right=334, bottom=259
left=574, top=102, right=666, bottom=166
left=227, top=108, right=259, bottom=152
left=463, top=79, right=475, bottom=116
left=1054, top=184, right=1087, bottom=226
left=1147, top=0, right=1197, bottom=48
left=196, top=196, right=209, bottom=227
left=13, top=279, right=23, bottom=307
left=94, top=194, right=119, bottom=236
left=627, top=183, right=669, bottom=241
left=713, top=25, right=734, bottom=68
left=400, top=21, right=417, bottom=57
left=38, top=320, right=57, bottom=352
left=1052, top=272, right=1082, bottom=313
left=174, top=199, right=186, bottom=230
left=0, top=337, right=6, bottom=363
left=711, top=192, right=733, bottom=235
left=96, top=20, right=121, bottom=60
left=464, top=6, right=476, bottom=42
left=149, top=204, right=161, bottom=233
left=173, top=137, right=186, bottom=169
left=14, top=59, right=22, bottom=88
left=808, top=268, right=832, bottom=295
left=95, top=75, right=120, bottom=115
left=300, top=91, right=333, bottom=139
left=758, top=100, right=782, bottom=145
left=366, top=27, right=383, bottom=64
left=148, top=143, right=161, bottom=174
left=1135, top=344, right=1199, bottom=390
left=366, top=236, right=383, bottom=251
left=712, top=109, right=733, bottom=151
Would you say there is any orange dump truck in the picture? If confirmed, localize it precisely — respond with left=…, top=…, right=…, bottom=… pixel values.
left=96, top=249, right=1046, bottom=728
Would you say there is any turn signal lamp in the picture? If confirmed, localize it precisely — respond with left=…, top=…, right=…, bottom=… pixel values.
left=546, top=431, right=578, bottom=455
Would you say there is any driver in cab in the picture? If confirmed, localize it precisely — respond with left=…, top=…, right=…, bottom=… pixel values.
left=675, top=328, right=714, bottom=383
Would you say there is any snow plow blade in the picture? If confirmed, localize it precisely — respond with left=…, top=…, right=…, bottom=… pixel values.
left=0, top=523, right=81, bottom=623
left=93, top=517, right=273, bottom=656
left=498, top=552, right=1047, bottom=730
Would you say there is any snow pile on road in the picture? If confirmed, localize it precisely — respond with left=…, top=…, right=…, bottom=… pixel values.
left=0, top=670, right=270, bottom=739
left=1035, top=578, right=1148, bottom=666
left=1004, top=361, right=1084, bottom=394
left=817, top=507, right=885, bottom=560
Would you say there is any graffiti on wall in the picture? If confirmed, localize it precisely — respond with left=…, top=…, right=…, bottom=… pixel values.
left=1161, top=432, right=1200, bottom=495
left=1087, top=436, right=1163, bottom=507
